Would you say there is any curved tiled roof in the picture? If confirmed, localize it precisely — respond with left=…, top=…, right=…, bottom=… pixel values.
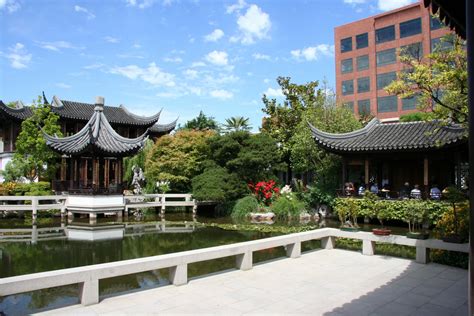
left=0, top=100, right=33, bottom=120
left=51, top=96, right=162, bottom=127
left=309, top=118, right=467, bottom=154
left=43, top=105, right=148, bottom=156
left=149, top=118, right=178, bottom=135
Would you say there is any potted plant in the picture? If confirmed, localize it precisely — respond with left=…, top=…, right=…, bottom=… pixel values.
left=404, top=200, right=429, bottom=239
left=334, top=198, right=360, bottom=232
left=441, top=186, right=466, bottom=243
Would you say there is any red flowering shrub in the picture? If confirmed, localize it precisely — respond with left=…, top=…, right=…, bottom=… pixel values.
left=248, top=180, right=280, bottom=206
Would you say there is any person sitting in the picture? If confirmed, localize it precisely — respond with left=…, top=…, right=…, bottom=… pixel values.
left=410, top=184, right=422, bottom=199
left=400, top=182, right=411, bottom=199
left=370, top=183, right=379, bottom=194
left=344, top=182, right=355, bottom=196
left=430, top=185, right=441, bottom=200
left=358, top=184, right=366, bottom=196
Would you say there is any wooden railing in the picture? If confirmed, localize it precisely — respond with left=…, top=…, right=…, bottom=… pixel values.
left=0, top=228, right=468, bottom=307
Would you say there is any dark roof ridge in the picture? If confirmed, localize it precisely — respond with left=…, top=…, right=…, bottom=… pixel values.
left=119, top=104, right=162, bottom=123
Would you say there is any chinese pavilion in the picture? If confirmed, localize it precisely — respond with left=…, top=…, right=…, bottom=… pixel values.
left=0, top=95, right=176, bottom=193
left=309, top=118, right=468, bottom=197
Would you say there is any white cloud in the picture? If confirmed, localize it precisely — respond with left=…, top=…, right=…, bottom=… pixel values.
left=104, top=36, right=120, bottom=43
left=343, top=0, right=365, bottom=4
left=205, top=50, right=228, bottom=66
left=2, top=43, right=31, bottom=69
left=36, top=41, right=81, bottom=52
left=132, top=43, right=142, bottom=49
left=204, top=29, right=224, bottom=42
left=252, top=53, right=271, bottom=61
left=263, top=87, right=283, bottom=97
left=56, top=82, right=72, bottom=89
left=263, top=78, right=270, bottom=84
left=125, top=0, right=174, bottom=9
left=183, top=69, right=198, bottom=79
left=234, top=4, right=271, bottom=45
left=164, top=56, right=183, bottom=63
left=117, top=53, right=145, bottom=59
left=83, top=63, right=104, bottom=69
left=226, top=0, right=246, bottom=14
left=291, top=44, right=334, bottom=61
left=110, top=62, right=176, bottom=87
left=0, top=0, right=20, bottom=13
left=210, top=89, right=233, bottom=100
left=74, top=5, right=95, bottom=19
left=191, top=61, right=206, bottom=67
left=377, top=0, right=416, bottom=11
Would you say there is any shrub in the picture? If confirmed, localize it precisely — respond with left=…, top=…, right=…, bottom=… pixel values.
left=231, top=195, right=259, bottom=219
left=302, top=185, right=335, bottom=208
left=2, top=181, right=52, bottom=196
left=433, top=202, right=469, bottom=241
left=333, top=197, right=361, bottom=227
left=192, top=167, right=247, bottom=202
left=271, top=193, right=306, bottom=219
left=248, top=180, right=280, bottom=206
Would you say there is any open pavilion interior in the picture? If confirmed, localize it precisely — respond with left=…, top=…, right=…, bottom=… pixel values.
left=309, top=118, right=468, bottom=198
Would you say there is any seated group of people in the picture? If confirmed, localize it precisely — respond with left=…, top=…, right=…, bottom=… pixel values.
left=344, top=181, right=442, bottom=200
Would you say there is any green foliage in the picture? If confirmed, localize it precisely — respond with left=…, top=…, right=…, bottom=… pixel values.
left=399, top=112, right=435, bottom=122
left=223, top=116, right=252, bottom=132
left=181, top=111, right=219, bottom=131
left=433, top=202, right=469, bottom=241
left=231, top=195, right=259, bottom=219
left=386, top=35, right=467, bottom=125
left=271, top=193, right=307, bottom=219
left=442, top=186, right=467, bottom=236
left=1, top=181, right=52, bottom=196
left=145, top=129, right=215, bottom=192
left=302, top=185, right=334, bottom=208
left=192, top=166, right=247, bottom=202
left=333, top=198, right=361, bottom=228
left=4, top=96, right=62, bottom=181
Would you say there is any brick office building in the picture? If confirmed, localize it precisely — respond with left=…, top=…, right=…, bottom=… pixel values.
left=334, top=2, right=451, bottom=120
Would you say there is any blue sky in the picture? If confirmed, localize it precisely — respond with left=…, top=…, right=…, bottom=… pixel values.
left=0, top=0, right=416, bottom=130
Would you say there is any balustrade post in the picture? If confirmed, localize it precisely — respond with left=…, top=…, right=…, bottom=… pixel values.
left=79, top=278, right=99, bottom=306
left=321, top=236, right=335, bottom=250
left=416, top=246, right=430, bottom=264
left=286, top=242, right=301, bottom=258
left=169, top=264, right=187, bottom=285
left=362, top=239, right=375, bottom=255
left=236, top=251, right=253, bottom=270
left=31, top=198, right=38, bottom=223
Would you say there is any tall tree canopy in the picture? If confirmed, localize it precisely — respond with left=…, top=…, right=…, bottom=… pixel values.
left=3, top=96, right=62, bottom=182
left=181, top=111, right=219, bottom=131
left=145, top=129, right=215, bottom=192
left=386, top=35, right=467, bottom=125
left=222, top=116, right=252, bottom=132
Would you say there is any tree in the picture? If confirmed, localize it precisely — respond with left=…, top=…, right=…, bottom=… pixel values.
left=145, top=129, right=215, bottom=192
left=3, top=96, right=62, bottom=182
left=222, top=116, right=252, bottom=132
left=261, top=77, right=327, bottom=182
left=180, top=111, right=219, bottom=131
left=386, top=34, right=467, bottom=125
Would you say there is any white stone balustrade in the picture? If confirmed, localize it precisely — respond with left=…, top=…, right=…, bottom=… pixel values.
left=0, top=228, right=469, bottom=307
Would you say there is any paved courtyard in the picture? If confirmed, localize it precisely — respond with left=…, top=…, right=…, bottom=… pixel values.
left=37, top=249, right=467, bottom=315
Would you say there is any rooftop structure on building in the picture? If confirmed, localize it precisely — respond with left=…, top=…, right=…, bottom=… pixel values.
left=334, top=1, right=452, bottom=120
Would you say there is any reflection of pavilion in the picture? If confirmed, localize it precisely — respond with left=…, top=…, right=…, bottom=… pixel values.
left=309, top=118, right=468, bottom=197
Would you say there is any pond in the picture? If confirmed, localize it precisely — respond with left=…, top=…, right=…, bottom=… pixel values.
left=0, top=213, right=408, bottom=315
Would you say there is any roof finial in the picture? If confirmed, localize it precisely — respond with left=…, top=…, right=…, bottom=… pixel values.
left=42, top=91, right=49, bottom=105
left=94, top=96, right=104, bottom=112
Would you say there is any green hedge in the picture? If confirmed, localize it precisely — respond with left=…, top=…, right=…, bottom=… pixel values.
left=333, top=197, right=450, bottom=227
left=0, top=182, right=52, bottom=196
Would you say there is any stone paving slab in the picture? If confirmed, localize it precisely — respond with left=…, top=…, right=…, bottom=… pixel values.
left=35, top=249, right=467, bottom=316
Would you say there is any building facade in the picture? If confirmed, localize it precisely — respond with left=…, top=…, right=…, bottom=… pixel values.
left=334, top=2, right=451, bottom=120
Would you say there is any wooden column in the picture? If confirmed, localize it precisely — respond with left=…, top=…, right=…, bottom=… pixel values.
left=105, top=159, right=110, bottom=188
left=84, top=159, right=88, bottom=184
left=364, top=158, right=369, bottom=187
left=342, top=158, right=347, bottom=190
left=60, top=158, right=66, bottom=181
left=73, top=159, right=78, bottom=182
left=117, top=158, right=122, bottom=184
left=423, top=157, right=429, bottom=197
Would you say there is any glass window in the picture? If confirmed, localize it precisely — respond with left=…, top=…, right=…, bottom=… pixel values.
left=402, top=94, right=419, bottom=110
left=356, top=55, right=369, bottom=71
left=343, top=101, right=354, bottom=112
left=400, top=18, right=422, bottom=38
left=377, top=95, right=398, bottom=113
left=375, top=25, right=395, bottom=44
left=341, top=58, right=353, bottom=74
left=357, top=77, right=370, bottom=93
left=358, top=99, right=371, bottom=115
left=341, top=37, right=352, bottom=53
left=356, top=33, right=368, bottom=49
left=377, top=72, right=397, bottom=90
left=400, top=42, right=423, bottom=60
left=431, top=35, right=455, bottom=52
left=342, top=80, right=354, bottom=95
left=376, top=48, right=397, bottom=66
left=430, top=15, right=444, bottom=30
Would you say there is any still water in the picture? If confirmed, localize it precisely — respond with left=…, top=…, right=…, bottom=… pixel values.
left=0, top=213, right=325, bottom=315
